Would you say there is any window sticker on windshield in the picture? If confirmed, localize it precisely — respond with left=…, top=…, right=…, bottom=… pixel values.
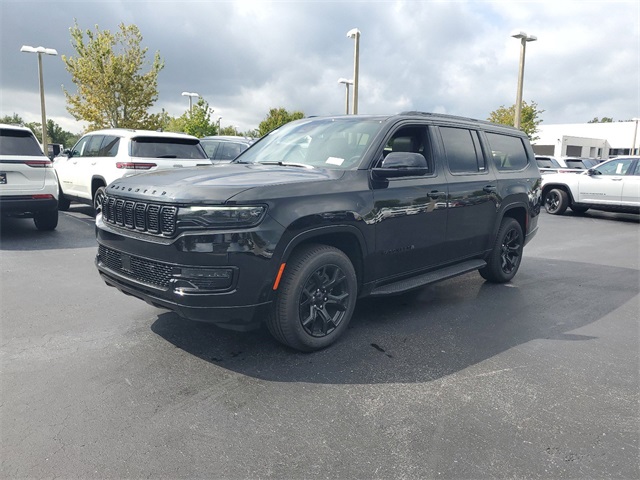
left=326, top=157, right=344, bottom=166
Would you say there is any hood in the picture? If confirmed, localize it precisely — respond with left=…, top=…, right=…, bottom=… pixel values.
left=105, top=163, right=344, bottom=204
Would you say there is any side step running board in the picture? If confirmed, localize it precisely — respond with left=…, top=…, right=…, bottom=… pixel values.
left=370, top=259, right=487, bottom=296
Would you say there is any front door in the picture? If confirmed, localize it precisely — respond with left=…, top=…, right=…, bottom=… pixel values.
left=371, top=125, right=449, bottom=281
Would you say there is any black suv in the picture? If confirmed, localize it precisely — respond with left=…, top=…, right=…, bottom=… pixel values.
left=96, top=113, right=541, bottom=351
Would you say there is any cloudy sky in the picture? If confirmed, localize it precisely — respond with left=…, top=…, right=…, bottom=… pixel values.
left=1, top=0, right=638, bottom=135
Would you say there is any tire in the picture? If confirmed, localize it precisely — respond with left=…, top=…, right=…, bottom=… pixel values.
left=93, top=186, right=106, bottom=215
left=267, top=244, right=358, bottom=352
left=570, top=204, right=589, bottom=214
left=57, top=189, right=71, bottom=211
left=544, top=188, right=568, bottom=215
left=33, top=210, right=58, bottom=231
left=479, top=217, right=523, bottom=283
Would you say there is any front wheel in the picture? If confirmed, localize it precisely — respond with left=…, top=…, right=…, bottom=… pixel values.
left=267, top=244, right=358, bottom=352
left=479, top=217, right=523, bottom=283
left=93, top=186, right=106, bottom=215
left=544, top=188, right=568, bottom=215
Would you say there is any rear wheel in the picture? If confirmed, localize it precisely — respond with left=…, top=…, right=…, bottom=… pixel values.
left=544, top=188, right=568, bottom=215
left=93, top=186, right=106, bottom=215
left=479, top=217, right=523, bottom=283
left=267, top=244, right=357, bottom=352
left=33, top=210, right=58, bottom=231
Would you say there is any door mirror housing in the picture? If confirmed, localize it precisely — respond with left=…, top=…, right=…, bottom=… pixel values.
left=372, top=152, right=429, bottom=179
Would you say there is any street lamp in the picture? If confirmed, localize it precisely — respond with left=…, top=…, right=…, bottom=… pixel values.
left=629, top=118, right=640, bottom=155
left=217, top=116, right=222, bottom=134
left=338, top=78, right=353, bottom=115
left=20, top=45, right=58, bottom=153
left=181, top=91, right=199, bottom=114
left=511, top=30, right=536, bottom=130
left=346, top=28, right=360, bottom=115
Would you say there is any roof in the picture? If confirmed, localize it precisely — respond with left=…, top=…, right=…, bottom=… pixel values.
left=83, top=128, right=199, bottom=140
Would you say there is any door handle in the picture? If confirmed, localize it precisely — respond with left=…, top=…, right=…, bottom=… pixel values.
left=612, top=178, right=623, bottom=181
left=428, top=190, right=446, bottom=199
left=483, top=185, right=497, bottom=193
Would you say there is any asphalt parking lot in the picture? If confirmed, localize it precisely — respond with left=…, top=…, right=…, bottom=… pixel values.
left=1, top=206, right=638, bottom=479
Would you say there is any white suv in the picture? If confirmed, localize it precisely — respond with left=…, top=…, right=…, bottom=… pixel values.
left=54, top=129, right=211, bottom=213
left=0, top=124, right=59, bottom=230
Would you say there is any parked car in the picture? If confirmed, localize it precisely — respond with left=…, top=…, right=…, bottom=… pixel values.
left=200, top=136, right=254, bottom=163
left=542, top=156, right=640, bottom=215
left=53, top=129, right=211, bottom=213
left=0, top=123, right=58, bottom=230
left=562, top=157, right=601, bottom=170
left=95, top=112, right=541, bottom=351
left=535, top=155, right=583, bottom=174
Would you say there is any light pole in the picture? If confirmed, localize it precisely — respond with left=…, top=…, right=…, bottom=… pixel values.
left=181, top=91, right=199, bottom=114
left=631, top=118, right=640, bottom=155
left=338, top=78, right=353, bottom=115
left=217, top=116, right=222, bottom=134
left=20, top=45, right=58, bottom=153
left=346, top=28, right=360, bottom=115
left=511, top=30, right=536, bottom=130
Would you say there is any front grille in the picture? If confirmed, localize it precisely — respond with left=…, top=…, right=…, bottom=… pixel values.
left=98, top=245, right=173, bottom=288
left=102, top=195, right=177, bottom=236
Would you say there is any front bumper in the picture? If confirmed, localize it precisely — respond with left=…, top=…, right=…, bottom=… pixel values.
left=95, top=214, right=283, bottom=330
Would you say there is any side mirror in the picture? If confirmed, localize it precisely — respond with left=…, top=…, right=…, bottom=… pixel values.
left=587, top=168, right=599, bottom=176
left=62, top=148, right=72, bottom=158
left=372, top=152, right=429, bottom=179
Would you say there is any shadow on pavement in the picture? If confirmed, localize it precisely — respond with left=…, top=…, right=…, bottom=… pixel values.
left=0, top=204, right=96, bottom=251
left=151, top=257, right=638, bottom=385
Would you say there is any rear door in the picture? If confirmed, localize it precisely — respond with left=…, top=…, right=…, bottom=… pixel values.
left=621, top=159, right=640, bottom=206
left=0, top=128, right=49, bottom=193
left=436, top=126, right=499, bottom=261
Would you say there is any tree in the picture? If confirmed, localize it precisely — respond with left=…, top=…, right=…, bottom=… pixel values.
left=587, top=117, right=614, bottom=123
left=1, top=114, right=79, bottom=147
left=487, top=101, right=544, bottom=141
left=62, top=21, right=164, bottom=131
left=0, top=113, right=25, bottom=125
left=174, top=97, right=218, bottom=137
left=258, top=107, right=304, bottom=137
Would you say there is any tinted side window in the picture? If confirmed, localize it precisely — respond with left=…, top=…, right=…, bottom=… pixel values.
left=440, top=127, right=485, bottom=174
left=83, top=135, right=103, bottom=157
left=71, top=136, right=90, bottom=157
left=380, top=125, right=433, bottom=173
left=596, top=159, right=633, bottom=175
left=0, top=129, right=43, bottom=156
left=219, top=142, right=246, bottom=160
left=486, top=133, right=528, bottom=171
left=99, top=135, right=120, bottom=157
left=201, top=141, right=221, bottom=159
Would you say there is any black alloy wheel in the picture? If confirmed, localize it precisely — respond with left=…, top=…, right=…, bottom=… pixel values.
left=267, top=244, right=357, bottom=352
left=299, top=264, right=351, bottom=337
left=93, top=186, right=106, bottom=215
left=499, top=226, right=522, bottom=276
left=544, top=188, right=568, bottom=215
left=479, top=217, right=524, bottom=283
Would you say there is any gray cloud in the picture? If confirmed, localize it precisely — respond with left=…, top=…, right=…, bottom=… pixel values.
left=1, top=0, right=638, bottom=135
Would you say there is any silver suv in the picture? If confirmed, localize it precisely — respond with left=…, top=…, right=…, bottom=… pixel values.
left=54, top=129, right=211, bottom=213
left=0, top=124, right=59, bottom=230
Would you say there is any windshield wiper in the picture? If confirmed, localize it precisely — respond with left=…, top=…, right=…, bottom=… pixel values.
left=257, top=161, right=314, bottom=169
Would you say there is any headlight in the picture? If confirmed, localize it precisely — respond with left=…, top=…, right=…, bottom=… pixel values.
left=177, top=205, right=266, bottom=229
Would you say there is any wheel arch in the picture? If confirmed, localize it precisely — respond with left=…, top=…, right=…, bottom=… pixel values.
left=91, top=176, right=107, bottom=197
left=542, top=182, right=575, bottom=204
left=278, top=225, right=367, bottom=292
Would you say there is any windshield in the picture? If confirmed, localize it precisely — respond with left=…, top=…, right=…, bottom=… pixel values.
left=237, top=117, right=384, bottom=169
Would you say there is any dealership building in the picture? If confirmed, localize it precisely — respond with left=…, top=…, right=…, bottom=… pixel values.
left=531, top=120, right=639, bottom=159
